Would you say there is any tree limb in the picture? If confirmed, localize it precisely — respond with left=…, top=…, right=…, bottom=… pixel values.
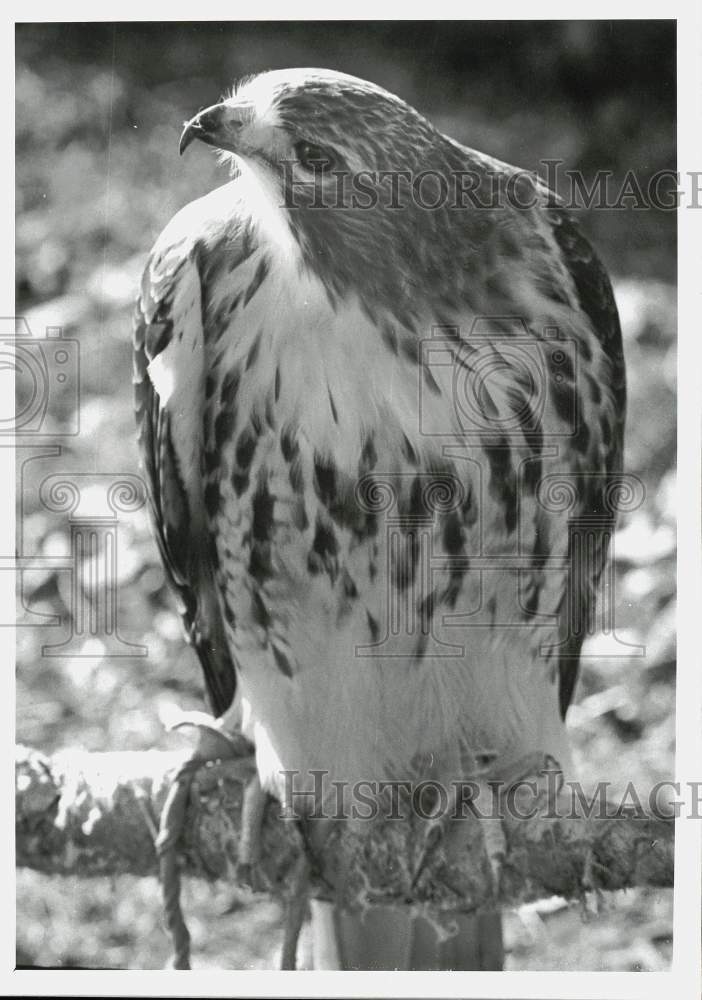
left=16, top=744, right=673, bottom=912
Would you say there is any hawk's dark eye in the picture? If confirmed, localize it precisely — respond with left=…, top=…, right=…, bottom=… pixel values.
left=294, top=140, right=338, bottom=173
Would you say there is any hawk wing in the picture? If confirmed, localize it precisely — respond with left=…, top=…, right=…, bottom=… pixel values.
left=133, top=193, right=240, bottom=717
left=547, top=207, right=626, bottom=716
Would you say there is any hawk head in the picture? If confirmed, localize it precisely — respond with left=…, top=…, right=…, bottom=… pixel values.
left=179, top=68, right=439, bottom=184
left=179, top=68, right=508, bottom=319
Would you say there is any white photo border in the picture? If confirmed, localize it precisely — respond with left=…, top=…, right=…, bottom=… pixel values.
left=4, top=6, right=700, bottom=998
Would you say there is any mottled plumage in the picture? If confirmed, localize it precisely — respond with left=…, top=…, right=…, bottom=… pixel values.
left=134, top=67, right=624, bottom=825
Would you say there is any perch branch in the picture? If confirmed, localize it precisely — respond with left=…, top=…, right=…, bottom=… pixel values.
left=16, top=744, right=673, bottom=912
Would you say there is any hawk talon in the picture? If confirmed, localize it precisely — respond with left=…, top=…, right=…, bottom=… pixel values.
left=156, top=708, right=261, bottom=966
left=410, top=822, right=444, bottom=891
left=166, top=710, right=252, bottom=761
left=280, top=853, right=311, bottom=969
left=234, top=773, right=268, bottom=893
left=480, top=817, right=508, bottom=897
left=293, top=816, right=338, bottom=894
left=233, top=859, right=266, bottom=894
left=233, top=860, right=255, bottom=891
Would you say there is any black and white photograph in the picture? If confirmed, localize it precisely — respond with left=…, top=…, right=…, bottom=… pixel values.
left=8, top=9, right=702, bottom=996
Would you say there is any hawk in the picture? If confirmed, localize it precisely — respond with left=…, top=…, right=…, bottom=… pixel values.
left=134, top=68, right=625, bottom=969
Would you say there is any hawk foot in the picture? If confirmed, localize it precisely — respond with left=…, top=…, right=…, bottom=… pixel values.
left=155, top=706, right=256, bottom=967
left=234, top=771, right=268, bottom=893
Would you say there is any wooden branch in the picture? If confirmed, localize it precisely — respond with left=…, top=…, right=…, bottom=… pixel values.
left=16, top=744, right=673, bottom=913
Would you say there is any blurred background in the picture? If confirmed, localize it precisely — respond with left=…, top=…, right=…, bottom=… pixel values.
left=15, top=21, right=676, bottom=970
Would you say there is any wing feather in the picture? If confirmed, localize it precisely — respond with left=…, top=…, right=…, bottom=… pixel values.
left=133, top=214, right=238, bottom=717
left=548, top=208, right=625, bottom=716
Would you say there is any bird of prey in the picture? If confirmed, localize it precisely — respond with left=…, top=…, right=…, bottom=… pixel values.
left=133, top=68, right=625, bottom=970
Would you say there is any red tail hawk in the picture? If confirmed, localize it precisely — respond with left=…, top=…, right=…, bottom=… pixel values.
left=134, top=68, right=625, bottom=969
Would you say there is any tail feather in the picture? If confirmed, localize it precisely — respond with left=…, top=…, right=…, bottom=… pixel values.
left=310, top=902, right=504, bottom=970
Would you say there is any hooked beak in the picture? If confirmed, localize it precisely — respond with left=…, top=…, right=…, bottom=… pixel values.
left=179, top=102, right=244, bottom=156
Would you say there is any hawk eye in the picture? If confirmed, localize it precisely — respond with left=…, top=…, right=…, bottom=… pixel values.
left=294, top=140, right=338, bottom=173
